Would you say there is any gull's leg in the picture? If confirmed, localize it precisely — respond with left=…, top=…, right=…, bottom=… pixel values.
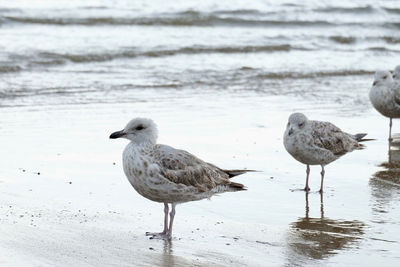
left=318, top=165, right=325, bottom=193
left=163, top=203, right=169, bottom=233
left=304, top=164, right=310, bottom=191
left=146, top=203, right=169, bottom=239
left=166, top=203, right=176, bottom=240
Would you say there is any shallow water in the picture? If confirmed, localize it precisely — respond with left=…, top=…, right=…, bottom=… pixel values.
left=1, top=0, right=400, bottom=266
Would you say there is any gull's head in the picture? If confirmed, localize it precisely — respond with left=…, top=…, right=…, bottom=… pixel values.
left=286, top=112, right=308, bottom=136
left=393, top=65, right=400, bottom=80
left=373, top=70, right=393, bottom=86
left=109, top=118, right=158, bottom=144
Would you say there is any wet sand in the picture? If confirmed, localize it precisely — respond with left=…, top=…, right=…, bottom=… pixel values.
left=1, top=88, right=400, bottom=266
left=1, top=0, right=400, bottom=265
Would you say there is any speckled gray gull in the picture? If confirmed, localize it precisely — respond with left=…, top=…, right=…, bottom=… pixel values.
left=283, top=113, right=369, bottom=193
left=393, top=65, right=400, bottom=81
left=369, top=70, right=400, bottom=142
left=393, top=65, right=400, bottom=109
left=110, top=118, right=253, bottom=240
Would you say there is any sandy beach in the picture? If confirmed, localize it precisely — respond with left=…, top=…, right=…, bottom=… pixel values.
left=1, top=0, right=400, bottom=266
left=1, top=94, right=400, bottom=266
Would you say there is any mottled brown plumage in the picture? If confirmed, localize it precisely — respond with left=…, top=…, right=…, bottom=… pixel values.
left=155, top=145, right=245, bottom=192
left=310, top=121, right=360, bottom=157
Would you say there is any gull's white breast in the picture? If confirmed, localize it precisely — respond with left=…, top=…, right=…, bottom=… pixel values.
left=283, top=128, right=336, bottom=166
left=369, top=84, right=400, bottom=118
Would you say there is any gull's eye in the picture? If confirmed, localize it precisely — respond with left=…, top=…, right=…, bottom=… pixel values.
left=299, top=122, right=304, bottom=127
left=135, top=125, right=145, bottom=131
left=383, top=75, right=388, bottom=79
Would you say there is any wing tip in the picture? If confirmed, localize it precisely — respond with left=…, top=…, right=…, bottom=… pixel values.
left=354, top=133, right=375, bottom=142
left=223, top=169, right=259, bottom=178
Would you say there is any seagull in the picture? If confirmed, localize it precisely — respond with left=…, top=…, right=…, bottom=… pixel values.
left=369, top=70, right=400, bottom=142
left=110, top=118, right=253, bottom=240
left=283, top=113, right=369, bottom=193
left=393, top=65, right=400, bottom=105
left=393, top=65, right=400, bottom=81
left=369, top=70, right=400, bottom=143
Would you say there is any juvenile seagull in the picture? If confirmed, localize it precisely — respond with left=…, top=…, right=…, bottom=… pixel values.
left=283, top=113, right=368, bottom=193
left=393, top=65, right=400, bottom=106
left=110, top=118, right=252, bottom=240
left=369, top=70, right=400, bottom=142
left=393, top=65, right=400, bottom=81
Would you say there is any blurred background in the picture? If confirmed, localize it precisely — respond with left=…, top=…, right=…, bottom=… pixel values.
left=0, top=0, right=399, bottom=109
left=0, top=0, right=400, bottom=266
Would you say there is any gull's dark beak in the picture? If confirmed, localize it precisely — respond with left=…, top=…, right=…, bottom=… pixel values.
left=373, top=81, right=377, bottom=86
left=288, top=128, right=294, bottom=136
left=110, top=130, right=125, bottom=139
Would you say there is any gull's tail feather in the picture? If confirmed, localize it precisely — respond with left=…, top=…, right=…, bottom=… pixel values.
left=228, top=181, right=247, bottom=191
left=223, top=169, right=258, bottom=178
left=354, top=133, right=375, bottom=142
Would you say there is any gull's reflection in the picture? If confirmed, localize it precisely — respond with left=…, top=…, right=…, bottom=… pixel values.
left=159, top=240, right=175, bottom=266
left=370, top=136, right=400, bottom=215
left=286, top=194, right=365, bottom=264
left=147, top=240, right=191, bottom=267
left=388, top=135, right=400, bottom=165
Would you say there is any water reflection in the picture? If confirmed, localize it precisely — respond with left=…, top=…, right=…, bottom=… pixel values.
left=388, top=134, right=400, bottom=165
left=286, top=194, right=365, bottom=265
left=146, top=240, right=192, bottom=267
left=370, top=136, right=400, bottom=214
left=158, top=241, right=176, bottom=267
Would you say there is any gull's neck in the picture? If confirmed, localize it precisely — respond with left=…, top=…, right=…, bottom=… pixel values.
left=130, top=141, right=155, bottom=151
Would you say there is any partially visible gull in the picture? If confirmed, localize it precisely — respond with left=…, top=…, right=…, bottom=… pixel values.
left=393, top=65, right=400, bottom=81
left=283, top=113, right=369, bottom=193
left=110, top=118, right=253, bottom=240
left=369, top=70, right=400, bottom=142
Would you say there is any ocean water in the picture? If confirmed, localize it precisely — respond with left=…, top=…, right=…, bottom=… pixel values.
left=1, top=0, right=400, bottom=266
left=0, top=0, right=399, bottom=108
